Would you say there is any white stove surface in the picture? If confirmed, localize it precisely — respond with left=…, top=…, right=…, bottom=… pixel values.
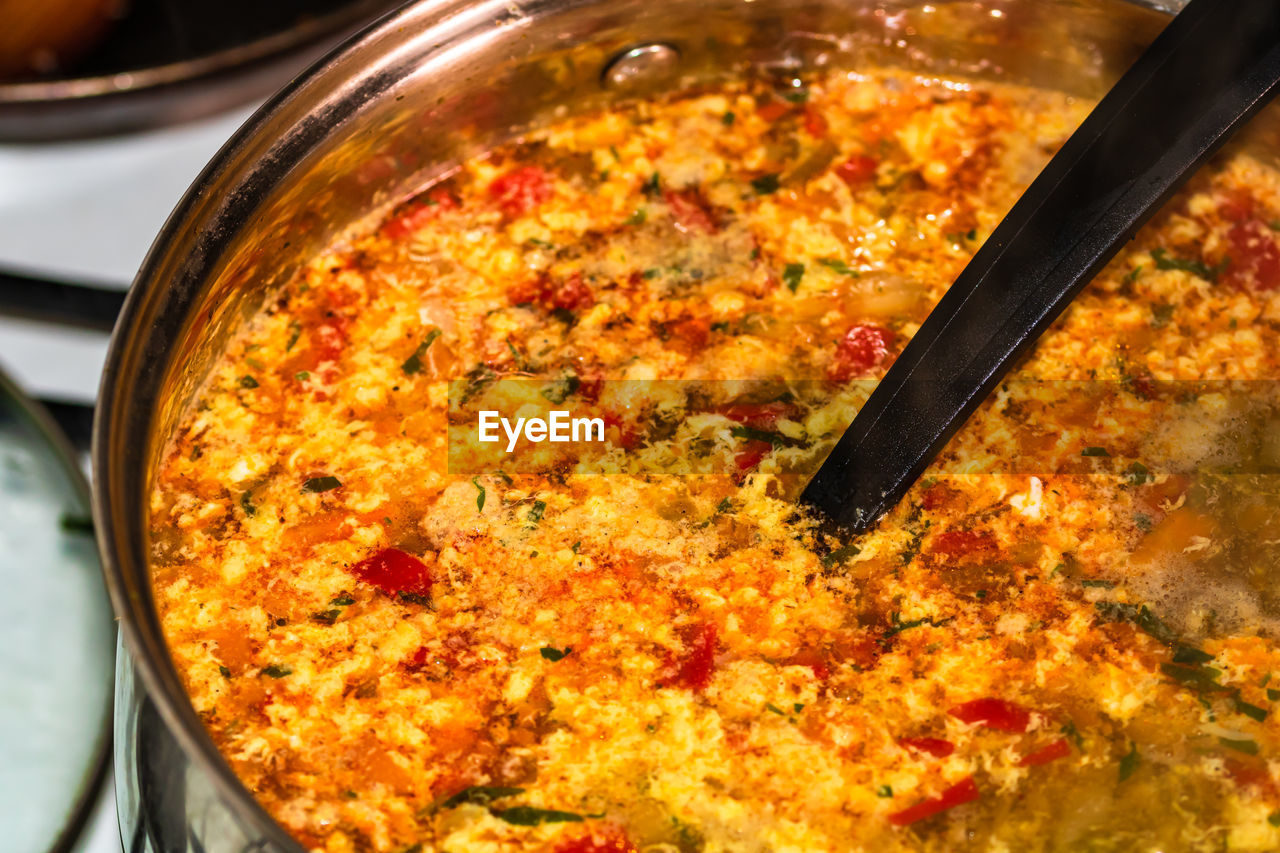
left=0, top=105, right=256, bottom=403
left=0, top=105, right=260, bottom=853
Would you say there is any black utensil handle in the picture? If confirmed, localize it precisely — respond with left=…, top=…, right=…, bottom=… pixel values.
left=801, top=0, right=1280, bottom=532
left=0, top=268, right=125, bottom=333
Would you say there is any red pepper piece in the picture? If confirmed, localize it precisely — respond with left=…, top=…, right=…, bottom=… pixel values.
left=734, top=440, right=773, bottom=474
left=553, top=831, right=637, bottom=853
left=1018, top=738, right=1071, bottom=767
left=1224, top=218, right=1280, bottom=292
left=715, top=401, right=796, bottom=430
left=836, top=154, right=878, bottom=187
left=784, top=649, right=831, bottom=681
left=828, top=324, right=892, bottom=381
left=888, top=776, right=980, bottom=826
left=664, top=622, right=718, bottom=691
left=489, top=165, right=552, bottom=217
left=948, top=698, right=1032, bottom=733
left=899, top=736, right=956, bottom=758
left=931, top=530, right=997, bottom=558
left=349, top=547, right=433, bottom=596
left=803, top=107, right=829, bottom=137
left=548, top=271, right=594, bottom=312
left=383, top=190, right=457, bottom=239
left=757, top=101, right=790, bottom=122
left=663, top=189, right=719, bottom=234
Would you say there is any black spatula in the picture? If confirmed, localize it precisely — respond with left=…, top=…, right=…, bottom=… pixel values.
left=800, top=0, right=1280, bottom=533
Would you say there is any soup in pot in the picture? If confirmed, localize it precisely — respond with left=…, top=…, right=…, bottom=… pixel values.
left=151, top=66, right=1280, bottom=852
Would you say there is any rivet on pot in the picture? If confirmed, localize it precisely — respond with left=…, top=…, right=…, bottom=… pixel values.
left=601, top=43, right=681, bottom=91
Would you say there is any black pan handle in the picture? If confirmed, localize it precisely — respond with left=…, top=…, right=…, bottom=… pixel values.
left=801, top=0, right=1280, bottom=532
left=0, top=268, right=125, bottom=333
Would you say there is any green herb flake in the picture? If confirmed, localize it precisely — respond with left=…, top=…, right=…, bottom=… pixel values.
left=218, top=665, right=232, bottom=679
left=302, top=476, right=341, bottom=494
left=1151, top=248, right=1228, bottom=282
left=1061, top=720, right=1084, bottom=750
left=1080, top=446, right=1110, bottom=457
left=541, top=375, right=581, bottom=404
left=730, top=424, right=807, bottom=448
left=331, top=595, right=355, bottom=606
left=238, top=375, right=259, bottom=389
left=261, top=664, right=293, bottom=679
left=311, top=609, right=342, bottom=625
left=1268, top=688, right=1280, bottom=702
left=1219, top=736, right=1260, bottom=756
left=1134, top=513, right=1153, bottom=533
left=402, top=329, right=443, bottom=375
left=1160, top=661, right=1222, bottom=691
left=285, top=320, right=302, bottom=351
left=473, top=477, right=486, bottom=512
left=1269, top=812, right=1280, bottom=827
left=818, top=257, right=857, bottom=276
left=783, top=262, right=805, bottom=292
left=626, top=208, right=648, bottom=226
left=875, top=785, right=893, bottom=798
left=527, top=500, right=547, bottom=525
left=1125, top=462, right=1152, bottom=486
left=1118, top=743, right=1140, bottom=782
left=751, top=173, right=782, bottom=195
left=239, top=490, right=257, bottom=517
left=793, top=703, right=805, bottom=713
left=571, top=541, right=582, bottom=554
left=1094, top=601, right=1178, bottom=646
left=491, top=806, right=584, bottom=826
left=722, top=110, right=736, bottom=126
left=1235, top=697, right=1269, bottom=723
left=540, top=646, right=571, bottom=662
left=440, top=785, right=525, bottom=810
left=765, top=703, right=787, bottom=716
left=1150, top=303, right=1175, bottom=328
left=1171, top=646, right=1213, bottom=665
left=820, top=543, right=862, bottom=568
left=643, top=172, right=661, bottom=196
left=1123, top=265, right=1143, bottom=284
left=295, top=370, right=310, bottom=382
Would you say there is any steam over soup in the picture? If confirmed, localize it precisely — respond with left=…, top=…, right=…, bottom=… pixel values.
left=152, top=68, right=1280, bottom=852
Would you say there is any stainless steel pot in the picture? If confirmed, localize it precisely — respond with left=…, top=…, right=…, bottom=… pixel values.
left=94, top=0, right=1188, bottom=850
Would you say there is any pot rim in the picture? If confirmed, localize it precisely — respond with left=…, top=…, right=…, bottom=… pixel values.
left=91, top=0, right=1182, bottom=849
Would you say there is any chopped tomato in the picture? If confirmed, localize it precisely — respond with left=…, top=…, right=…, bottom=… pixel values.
left=803, top=107, right=829, bottom=137
left=663, top=189, right=719, bottom=234
left=664, top=622, right=718, bottom=691
left=549, top=272, right=594, bottom=313
left=553, top=830, right=637, bottom=853
left=715, top=401, right=797, bottom=429
left=828, top=324, right=892, bottom=381
left=383, top=190, right=457, bottom=239
left=1225, top=758, right=1280, bottom=799
left=510, top=272, right=594, bottom=314
left=948, top=697, right=1032, bottom=733
left=757, top=101, right=790, bottom=122
left=489, top=165, right=552, bottom=217
left=836, top=154, right=878, bottom=187
left=1219, top=189, right=1257, bottom=223
left=899, top=736, right=956, bottom=758
left=921, top=483, right=959, bottom=511
left=601, top=412, right=641, bottom=450
left=734, top=439, right=773, bottom=474
left=784, top=649, right=831, bottom=681
left=349, top=547, right=433, bottom=596
left=1224, top=218, right=1280, bottom=292
left=931, top=530, right=997, bottom=558
left=888, top=777, right=980, bottom=826
left=1018, top=738, right=1071, bottom=767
